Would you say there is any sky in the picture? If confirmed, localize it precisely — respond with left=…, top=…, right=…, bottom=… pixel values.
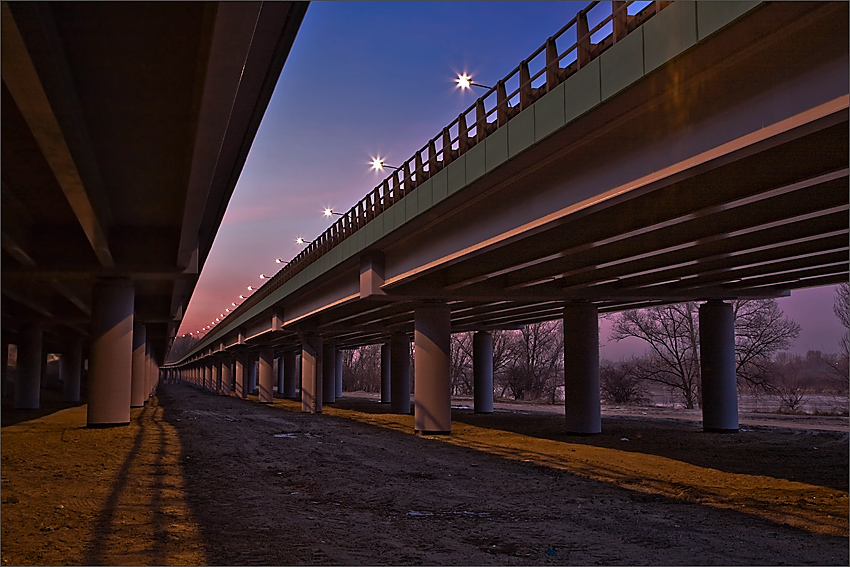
left=178, top=1, right=846, bottom=360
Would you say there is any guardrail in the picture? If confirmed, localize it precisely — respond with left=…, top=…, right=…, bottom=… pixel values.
left=201, top=0, right=668, bottom=343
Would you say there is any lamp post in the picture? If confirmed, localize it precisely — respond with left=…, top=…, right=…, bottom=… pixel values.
left=456, top=73, right=492, bottom=90
left=370, top=157, right=401, bottom=172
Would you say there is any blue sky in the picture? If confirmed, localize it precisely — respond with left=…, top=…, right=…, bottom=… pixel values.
left=180, top=1, right=845, bottom=359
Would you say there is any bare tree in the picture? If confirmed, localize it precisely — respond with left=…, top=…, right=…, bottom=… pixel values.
left=834, top=282, right=849, bottom=358
left=449, top=332, right=473, bottom=395
left=609, top=299, right=799, bottom=409
left=500, top=321, right=563, bottom=401
left=733, top=300, right=800, bottom=389
left=342, top=344, right=381, bottom=393
left=609, top=303, right=701, bottom=408
left=600, top=358, right=650, bottom=405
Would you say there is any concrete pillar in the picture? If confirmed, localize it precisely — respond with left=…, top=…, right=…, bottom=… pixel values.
left=473, top=331, right=494, bottom=414
left=699, top=300, right=739, bottom=432
left=15, top=320, right=43, bottom=409
left=563, top=302, right=601, bottom=434
left=212, top=359, right=220, bottom=394
left=301, top=335, right=323, bottom=413
left=380, top=342, right=391, bottom=403
left=283, top=351, right=298, bottom=398
left=258, top=347, right=274, bottom=403
left=131, top=323, right=147, bottom=407
left=220, top=357, right=231, bottom=396
left=390, top=333, right=410, bottom=414
left=63, top=337, right=83, bottom=403
left=414, top=304, right=452, bottom=433
left=235, top=354, right=246, bottom=398
left=322, top=344, right=336, bottom=404
left=276, top=355, right=285, bottom=395
left=250, top=358, right=259, bottom=394
left=335, top=349, right=343, bottom=398
left=87, top=278, right=134, bottom=426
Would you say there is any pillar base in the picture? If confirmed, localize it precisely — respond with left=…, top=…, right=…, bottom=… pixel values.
left=87, top=422, right=130, bottom=429
left=415, top=430, right=451, bottom=435
left=703, top=427, right=738, bottom=434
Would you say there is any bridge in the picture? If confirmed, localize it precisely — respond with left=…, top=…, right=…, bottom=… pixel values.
left=1, top=2, right=308, bottom=423
left=7, top=1, right=848, bottom=433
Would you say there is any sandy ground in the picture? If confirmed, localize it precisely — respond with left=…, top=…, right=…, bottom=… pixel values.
left=1, top=383, right=848, bottom=566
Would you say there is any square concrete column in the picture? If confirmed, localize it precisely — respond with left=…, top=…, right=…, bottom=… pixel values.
left=250, top=358, right=259, bottom=394
left=259, top=347, right=274, bottom=403
left=563, top=302, right=601, bottom=434
left=283, top=351, right=298, bottom=398
left=473, top=331, right=494, bottom=413
left=212, top=359, right=220, bottom=394
left=15, top=320, right=43, bottom=410
left=335, top=349, right=344, bottom=398
left=87, top=278, right=134, bottom=426
left=131, top=323, right=147, bottom=407
left=699, top=300, right=739, bottom=432
left=390, top=333, right=410, bottom=414
left=380, top=342, right=391, bottom=403
left=63, top=338, right=83, bottom=403
left=234, top=354, right=246, bottom=398
left=301, top=335, right=323, bottom=413
left=322, top=344, right=336, bottom=404
left=414, top=304, right=452, bottom=433
left=276, top=355, right=285, bottom=395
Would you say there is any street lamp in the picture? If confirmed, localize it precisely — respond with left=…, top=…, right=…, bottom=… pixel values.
left=295, top=237, right=312, bottom=245
left=323, top=208, right=344, bottom=217
left=456, top=73, right=492, bottom=90
left=370, top=157, right=401, bottom=172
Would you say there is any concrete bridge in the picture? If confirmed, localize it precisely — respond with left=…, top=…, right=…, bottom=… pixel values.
left=2, top=2, right=307, bottom=423
left=7, top=2, right=847, bottom=433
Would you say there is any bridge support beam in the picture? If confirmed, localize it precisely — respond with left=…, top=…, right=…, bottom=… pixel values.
left=699, top=300, right=739, bottom=432
left=390, top=333, right=410, bottom=414
left=322, top=344, right=336, bottom=404
left=563, top=303, right=601, bottom=435
left=283, top=351, right=298, bottom=398
left=131, top=323, right=147, bottom=407
left=235, top=354, right=246, bottom=398
left=259, top=347, right=274, bottom=403
left=221, top=357, right=232, bottom=396
left=15, top=320, right=43, bottom=409
left=380, top=342, right=391, bottom=403
left=473, top=331, right=494, bottom=414
left=63, top=337, right=82, bottom=403
left=335, top=349, right=343, bottom=398
left=301, top=335, right=323, bottom=413
left=87, top=278, right=134, bottom=427
left=414, top=304, right=452, bottom=434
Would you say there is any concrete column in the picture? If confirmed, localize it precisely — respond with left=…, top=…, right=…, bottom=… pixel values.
left=15, top=320, right=43, bottom=409
left=131, top=323, right=147, bottom=407
left=212, top=359, right=220, bottom=394
left=301, top=335, right=323, bottom=413
left=699, top=300, right=739, bottom=432
left=234, top=354, right=246, bottom=398
left=335, top=349, right=344, bottom=398
left=276, top=355, right=285, bottom=395
left=63, top=337, right=83, bottom=403
left=283, top=351, right=298, bottom=398
left=380, top=342, right=391, bottom=403
left=322, top=344, right=336, bottom=404
left=258, top=347, right=274, bottom=403
left=414, top=304, right=452, bottom=433
left=390, top=333, right=410, bottom=414
left=87, top=278, right=134, bottom=426
left=563, top=303, right=601, bottom=434
left=250, top=358, right=259, bottom=394
left=473, top=331, right=494, bottom=414
left=220, top=357, right=232, bottom=396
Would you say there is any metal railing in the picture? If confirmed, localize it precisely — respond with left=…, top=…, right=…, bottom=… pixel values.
left=196, top=0, right=668, bottom=347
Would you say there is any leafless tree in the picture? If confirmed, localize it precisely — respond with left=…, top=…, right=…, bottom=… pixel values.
left=599, top=358, right=650, bottom=405
left=609, top=303, right=701, bottom=408
left=342, top=344, right=381, bottom=393
left=499, top=321, right=563, bottom=401
left=450, top=332, right=473, bottom=395
left=609, top=299, right=799, bottom=409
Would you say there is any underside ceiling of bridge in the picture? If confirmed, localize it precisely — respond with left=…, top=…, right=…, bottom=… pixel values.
left=1, top=1, right=307, bottom=359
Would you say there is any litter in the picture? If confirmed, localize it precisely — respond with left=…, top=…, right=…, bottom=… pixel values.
left=407, top=510, right=434, bottom=517
left=620, top=437, right=629, bottom=442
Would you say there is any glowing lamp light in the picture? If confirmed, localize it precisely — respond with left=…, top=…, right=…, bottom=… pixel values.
left=296, top=237, right=311, bottom=245
left=247, top=286, right=254, bottom=291
left=239, top=295, right=245, bottom=299
left=323, top=208, right=343, bottom=217
left=275, top=258, right=283, bottom=263
left=232, top=302, right=237, bottom=307
left=455, top=73, right=491, bottom=90
left=370, top=157, right=401, bottom=172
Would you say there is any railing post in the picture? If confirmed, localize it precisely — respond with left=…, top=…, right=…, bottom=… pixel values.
left=519, top=61, right=532, bottom=110
left=458, top=113, right=469, bottom=153
left=380, top=180, right=390, bottom=211
left=391, top=170, right=401, bottom=204
left=612, top=1, right=628, bottom=43
left=475, top=99, right=487, bottom=144
left=442, top=127, right=453, bottom=165
left=545, top=37, right=559, bottom=92
left=402, top=161, right=412, bottom=197
left=428, top=139, right=438, bottom=175
left=415, top=151, right=424, bottom=184
left=365, top=193, right=374, bottom=221
left=577, top=10, right=591, bottom=69
left=497, top=80, right=508, bottom=127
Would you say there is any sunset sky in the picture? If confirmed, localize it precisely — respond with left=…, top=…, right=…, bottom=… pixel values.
left=178, top=1, right=846, bottom=360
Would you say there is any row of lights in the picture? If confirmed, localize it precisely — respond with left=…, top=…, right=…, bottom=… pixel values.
left=182, top=74, right=489, bottom=340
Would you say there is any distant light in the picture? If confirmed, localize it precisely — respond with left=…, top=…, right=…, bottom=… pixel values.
left=247, top=286, right=254, bottom=291
left=239, top=295, right=245, bottom=299
left=296, top=237, right=311, bottom=245
left=370, top=157, right=400, bottom=171
left=456, top=73, right=472, bottom=89
left=225, top=308, right=230, bottom=312
left=232, top=302, right=237, bottom=306
left=259, top=274, right=266, bottom=279
left=275, top=258, right=283, bottom=263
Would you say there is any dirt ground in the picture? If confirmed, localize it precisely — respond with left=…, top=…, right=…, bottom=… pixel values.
left=1, top=384, right=848, bottom=566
